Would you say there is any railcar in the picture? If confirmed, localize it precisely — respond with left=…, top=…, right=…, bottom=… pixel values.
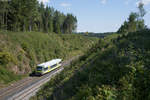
left=36, top=59, right=62, bottom=76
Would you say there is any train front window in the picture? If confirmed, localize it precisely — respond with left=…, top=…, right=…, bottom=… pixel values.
left=37, top=66, right=43, bottom=71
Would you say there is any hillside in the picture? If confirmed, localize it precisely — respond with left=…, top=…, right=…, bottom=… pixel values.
left=30, top=29, right=150, bottom=100
left=0, top=31, right=98, bottom=86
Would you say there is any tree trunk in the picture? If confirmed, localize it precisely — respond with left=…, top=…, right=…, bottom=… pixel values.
left=29, top=19, right=32, bottom=32
left=5, top=11, right=7, bottom=31
left=2, top=10, right=4, bottom=30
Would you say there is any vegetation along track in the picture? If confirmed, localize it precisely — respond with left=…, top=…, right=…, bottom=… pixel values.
left=0, top=56, right=80, bottom=100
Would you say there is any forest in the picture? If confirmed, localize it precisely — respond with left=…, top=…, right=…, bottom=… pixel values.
left=0, top=0, right=77, bottom=34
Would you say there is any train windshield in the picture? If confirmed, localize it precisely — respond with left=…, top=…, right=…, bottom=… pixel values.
left=37, top=66, right=43, bottom=71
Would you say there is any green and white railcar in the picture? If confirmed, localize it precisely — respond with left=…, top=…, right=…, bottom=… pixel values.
left=36, top=59, right=62, bottom=75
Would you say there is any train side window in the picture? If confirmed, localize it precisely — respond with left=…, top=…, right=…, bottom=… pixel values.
left=44, top=67, right=48, bottom=71
left=51, top=64, right=57, bottom=68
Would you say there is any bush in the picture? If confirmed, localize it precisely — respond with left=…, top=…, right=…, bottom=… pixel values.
left=0, top=52, right=17, bottom=65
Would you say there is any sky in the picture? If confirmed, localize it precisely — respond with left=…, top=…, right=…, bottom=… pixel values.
left=38, top=0, right=150, bottom=33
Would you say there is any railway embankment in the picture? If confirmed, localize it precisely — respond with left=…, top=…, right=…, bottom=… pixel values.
left=0, top=31, right=98, bottom=87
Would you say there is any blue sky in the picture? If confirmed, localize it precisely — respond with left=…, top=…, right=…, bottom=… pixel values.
left=39, top=0, right=150, bottom=33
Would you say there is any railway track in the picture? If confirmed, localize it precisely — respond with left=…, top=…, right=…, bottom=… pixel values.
left=0, top=77, right=36, bottom=99
left=0, top=55, right=79, bottom=100
left=13, top=68, right=63, bottom=100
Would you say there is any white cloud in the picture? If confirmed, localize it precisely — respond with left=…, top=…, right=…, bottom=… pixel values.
left=136, top=0, right=150, bottom=6
left=38, top=0, right=49, bottom=3
left=60, top=3, right=71, bottom=7
left=147, top=11, right=150, bottom=14
left=125, top=0, right=131, bottom=5
left=101, top=0, right=107, bottom=4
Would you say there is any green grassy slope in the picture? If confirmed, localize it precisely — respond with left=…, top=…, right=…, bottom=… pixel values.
left=0, top=31, right=98, bottom=86
left=30, top=29, right=150, bottom=100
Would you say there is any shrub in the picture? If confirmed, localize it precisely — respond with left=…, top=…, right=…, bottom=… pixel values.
left=0, top=52, right=17, bottom=65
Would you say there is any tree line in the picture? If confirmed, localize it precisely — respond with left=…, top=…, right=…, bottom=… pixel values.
left=0, top=0, right=77, bottom=34
left=118, top=3, right=147, bottom=34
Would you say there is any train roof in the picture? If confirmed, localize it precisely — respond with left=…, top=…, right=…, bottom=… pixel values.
left=37, top=59, right=62, bottom=68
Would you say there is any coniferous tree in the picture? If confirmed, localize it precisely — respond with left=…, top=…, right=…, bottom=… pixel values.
left=48, top=7, right=54, bottom=32
left=0, top=0, right=78, bottom=33
left=53, top=11, right=61, bottom=34
left=63, top=14, right=77, bottom=34
left=0, top=0, right=10, bottom=30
